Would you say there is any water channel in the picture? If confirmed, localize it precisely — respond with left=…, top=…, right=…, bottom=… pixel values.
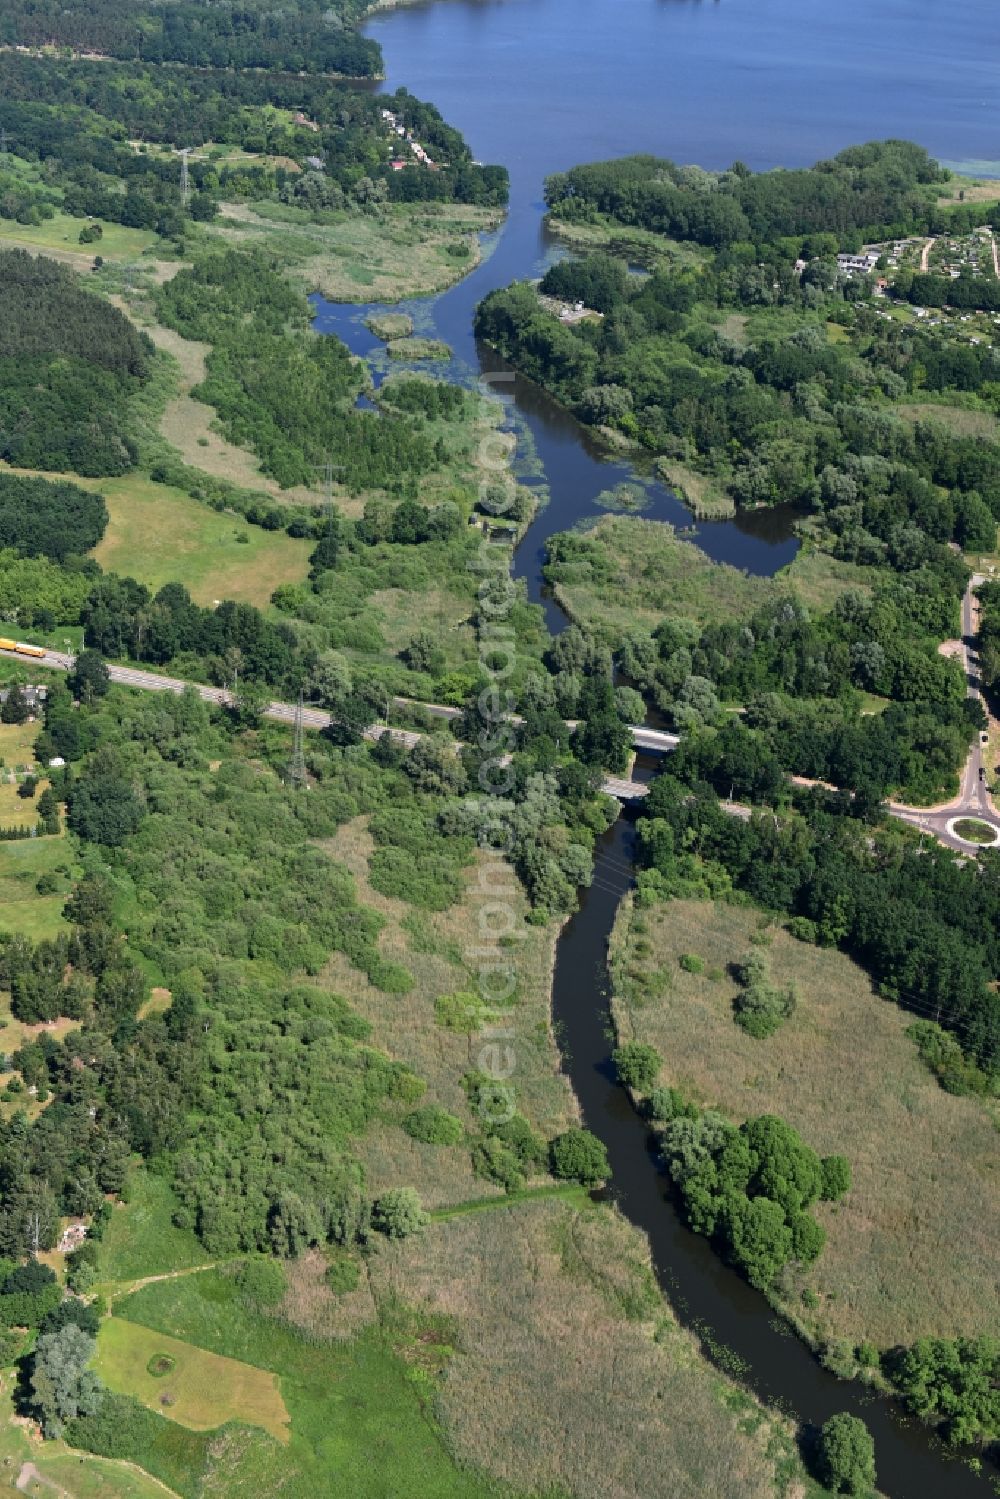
left=313, top=1, right=1000, bottom=1487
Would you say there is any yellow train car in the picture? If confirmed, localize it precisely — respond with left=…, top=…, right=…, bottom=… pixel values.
left=0, top=639, right=46, bottom=659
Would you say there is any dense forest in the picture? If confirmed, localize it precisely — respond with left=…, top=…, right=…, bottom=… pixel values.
left=0, top=250, right=151, bottom=473
left=477, top=143, right=1000, bottom=540
left=557, top=547, right=978, bottom=802
left=544, top=141, right=989, bottom=248
left=0, top=0, right=381, bottom=77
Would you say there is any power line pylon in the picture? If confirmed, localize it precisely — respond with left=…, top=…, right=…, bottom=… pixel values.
left=288, top=691, right=306, bottom=789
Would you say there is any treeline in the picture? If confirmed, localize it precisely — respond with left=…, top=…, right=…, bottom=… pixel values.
left=544, top=141, right=993, bottom=250
left=635, top=775, right=1000, bottom=1072
left=0, top=0, right=381, bottom=77
left=0, top=251, right=150, bottom=475
left=979, top=581, right=1000, bottom=697
left=900, top=271, right=1000, bottom=311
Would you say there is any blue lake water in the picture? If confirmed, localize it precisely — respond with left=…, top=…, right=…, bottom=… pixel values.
left=315, top=0, right=998, bottom=622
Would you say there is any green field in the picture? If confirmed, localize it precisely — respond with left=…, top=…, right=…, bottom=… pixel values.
left=96, top=1172, right=214, bottom=1289
left=0, top=210, right=161, bottom=262
left=97, top=1317, right=291, bottom=1441
left=91, top=476, right=311, bottom=607
left=111, top=1268, right=520, bottom=1499
left=0, top=838, right=71, bottom=940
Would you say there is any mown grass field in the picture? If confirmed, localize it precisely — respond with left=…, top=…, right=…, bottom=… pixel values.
left=610, top=895, right=1000, bottom=1349
left=208, top=199, right=499, bottom=302
left=91, top=475, right=311, bottom=606
left=317, top=818, right=576, bottom=1209
left=96, top=1318, right=290, bottom=1442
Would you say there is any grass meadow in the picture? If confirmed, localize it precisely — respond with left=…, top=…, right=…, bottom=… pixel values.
left=92, top=475, right=311, bottom=606
left=610, top=895, right=1000, bottom=1349
left=317, top=818, right=577, bottom=1208
left=374, top=1198, right=806, bottom=1499
left=551, top=515, right=879, bottom=646
left=96, top=1171, right=213, bottom=1289
left=0, top=836, right=71, bottom=941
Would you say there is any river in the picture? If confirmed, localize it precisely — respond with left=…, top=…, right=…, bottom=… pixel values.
left=317, top=1, right=1000, bottom=1489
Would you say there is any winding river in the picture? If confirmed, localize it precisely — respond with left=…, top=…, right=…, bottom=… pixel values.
left=315, top=1, right=1000, bottom=1489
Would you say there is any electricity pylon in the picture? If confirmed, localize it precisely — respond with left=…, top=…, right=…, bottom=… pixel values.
left=288, top=691, right=306, bottom=789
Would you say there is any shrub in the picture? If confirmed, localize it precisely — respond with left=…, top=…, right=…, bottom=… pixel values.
left=371, top=1188, right=428, bottom=1240
left=325, top=1253, right=361, bottom=1295
left=402, top=1106, right=464, bottom=1147
left=612, top=1041, right=662, bottom=1093
left=549, top=1128, right=610, bottom=1187
left=472, top=1137, right=525, bottom=1194
left=434, top=991, right=488, bottom=1033
left=815, top=1412, right=876, bottom=1496
left=733, top=951, right=796, bottom=1039
left=820, top=1154, right=852, bottom=1201
left=679, top=952, right=704, bottom=973
left=646, top=1086, right=697, bottom=1124
left=235, top=1257, right=286, bottom=1307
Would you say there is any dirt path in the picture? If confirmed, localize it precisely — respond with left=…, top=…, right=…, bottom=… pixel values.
left=105, top=1260, right=221, bottom=1306
left=920, top=236, right=935, bottom=272
left=16, top=1463, right=68, bottom=1497
left=992, top=230, right=1000, bottom=279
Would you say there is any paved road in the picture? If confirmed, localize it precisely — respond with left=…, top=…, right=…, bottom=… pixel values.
left=1, top=649, right=651, bottom=799
left=8, top=595, right=998, bottom=835
left=888, top=574, right=1000, bottom=851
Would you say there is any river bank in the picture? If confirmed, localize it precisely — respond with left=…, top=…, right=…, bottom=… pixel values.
left=549, top=818, right=995, bottom=1498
